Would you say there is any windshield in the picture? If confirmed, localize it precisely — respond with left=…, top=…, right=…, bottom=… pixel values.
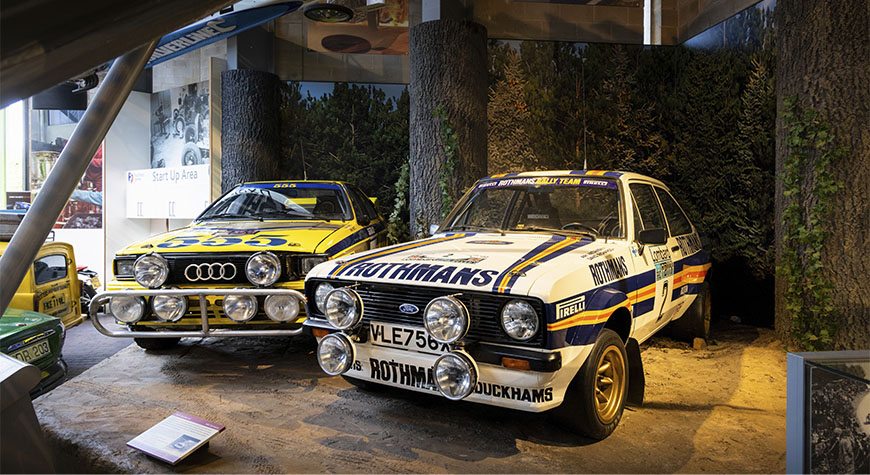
left=197, top=183, right=352, bottom=221
left=444, top=176, right=623, bottom=238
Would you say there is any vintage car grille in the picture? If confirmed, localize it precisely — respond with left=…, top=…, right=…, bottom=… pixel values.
left=307, top=280, right=546, bottom=348
left=116, top=252, right=303, bottom=285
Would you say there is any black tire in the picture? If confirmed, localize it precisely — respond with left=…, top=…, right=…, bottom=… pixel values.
left=173, top=116, right=184, bottom=136
left=667, top=282, right=712, bottom=341
left=341, top=375, right=385, bottom=392
left=551, top=329, right=628, bottom=440
left=80, top=283, right=96, bottom=317
left=184, top=124, right=197, bottom=144
left=182, top=143, right=202, bottom=165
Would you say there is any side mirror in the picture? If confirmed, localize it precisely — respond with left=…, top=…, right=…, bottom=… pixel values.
left=638, top=228, right=667, bottom=245
left=358, top=216, right=371, bottom=227
left=429, top=224, right=440, bottom=235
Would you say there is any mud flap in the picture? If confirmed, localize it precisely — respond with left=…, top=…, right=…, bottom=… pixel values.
left=626, top=338, right=644, bottom=406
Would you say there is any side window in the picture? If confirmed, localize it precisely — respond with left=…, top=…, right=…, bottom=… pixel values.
left=629, top=183, right=666, bottom=238
left=655, top=187, right=693, bottom=236
left=347, top=187, right=373, bottom=223
left=33, top=254, right=68, bottom=285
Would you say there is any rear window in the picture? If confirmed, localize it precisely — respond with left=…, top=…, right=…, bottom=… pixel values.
left=34, top=254, right=67, bottom=285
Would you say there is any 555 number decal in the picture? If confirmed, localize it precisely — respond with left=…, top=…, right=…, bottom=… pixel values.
left=156, top=234, right=290, bottom=249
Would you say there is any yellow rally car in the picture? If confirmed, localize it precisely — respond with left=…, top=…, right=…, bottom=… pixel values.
left=92, top=181, right=386, bottom=349
left=0, top=235, right=84, bottom=330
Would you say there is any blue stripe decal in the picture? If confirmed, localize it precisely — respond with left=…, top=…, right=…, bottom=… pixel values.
left=495, top=237, right=594, bottom=294
left=324, top=221, right=386, bottom=256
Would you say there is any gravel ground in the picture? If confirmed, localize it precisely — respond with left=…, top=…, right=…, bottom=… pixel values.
left=34, top=321, right=787, bottom=473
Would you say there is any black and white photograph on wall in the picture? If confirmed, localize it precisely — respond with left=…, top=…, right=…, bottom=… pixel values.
left=809, top=362, right=870, bottom=474
left=150, top=80, right=210, bottom=168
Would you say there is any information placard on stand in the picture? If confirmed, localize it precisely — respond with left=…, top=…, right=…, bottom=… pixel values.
left=127, top=412, right=224, bottom=465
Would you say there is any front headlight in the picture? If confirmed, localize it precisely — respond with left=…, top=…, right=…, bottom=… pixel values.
left=324, top=287, right=362, bottom=329
left=152, top=294, right=188, bottom=322
left=317, top=333, right=355, bottom=375
left=500, top=300, right=539, bottom=341
left=434, top=351, right=478, bottom=400
left=134, top=254, right=169, bottom=288
left=115, top=259, right=135, bottom=278
left=264, top=295, right=300, bottom=322
left=222, top=294, right=258, bottom=322
left=424, top=296, right=469, bottom=344
left=314, top=282, right=335, bottom=313
left=301, top=256, right=329, bottom=275
left=110, top=295, right=146, bottom=323
left=246, top=252, right=282, bottom=287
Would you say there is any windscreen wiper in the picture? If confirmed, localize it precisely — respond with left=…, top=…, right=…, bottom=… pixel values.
left=199, top=213, right=262, bottom=221
left=519, top=225, right=596, bottom=241
left=448, top=224, right=506, bottom=236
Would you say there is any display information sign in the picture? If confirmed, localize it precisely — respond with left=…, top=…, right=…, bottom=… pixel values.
left=126, top=165, right=210, bottom=219
left=127, top=412, right=224, bottom=465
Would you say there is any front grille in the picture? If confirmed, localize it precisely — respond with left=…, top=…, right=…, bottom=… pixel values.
left=308, top=280, right=546, bottom=348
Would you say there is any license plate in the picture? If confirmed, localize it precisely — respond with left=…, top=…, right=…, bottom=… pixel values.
left=11, top=339, right=51, bottom=363
left=90, top=276, right=101, bottom=288
left=369, top=322, right=449, bottom=354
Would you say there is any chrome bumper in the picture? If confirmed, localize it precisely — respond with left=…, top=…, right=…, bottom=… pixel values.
left=89, top=288, right=308, bottom=338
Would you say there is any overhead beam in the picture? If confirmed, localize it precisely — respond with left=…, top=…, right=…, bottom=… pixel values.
left=0, top=0, right=235, bottom=108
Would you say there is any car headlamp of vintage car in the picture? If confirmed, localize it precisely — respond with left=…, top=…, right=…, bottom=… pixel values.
left=434, top=351, right=478, bottom=400
left=424, top=296, right=469, bottom=344
left=314, top=282, right=335, bottom=314
left=264, top=295, right=300, bottom=322
left=324, top=287, right=362, bottom=329
left=245, top=251, right=282, bottom=287
left=110, top=295, right=146, bottom=323
left=222, top=293, right=258, bottom=322
left=114, top=258, right=135, bottom=279
left=151, top=293, right=188, bottom=322
left=316, top=333, right=355, bottom=376
left=301, top=255, right=329, bottom=275
left=500, top=299, right=539, bottom=341
left=133, top=254, right=169, bottom=288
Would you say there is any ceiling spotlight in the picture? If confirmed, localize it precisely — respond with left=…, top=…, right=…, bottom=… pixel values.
left=304, top=3, right=355, bottom=22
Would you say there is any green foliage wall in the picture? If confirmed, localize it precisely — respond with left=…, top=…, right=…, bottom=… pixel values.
left=488, top=7, right=777, bottom=322
left=280, top=83, right=410, bottom=219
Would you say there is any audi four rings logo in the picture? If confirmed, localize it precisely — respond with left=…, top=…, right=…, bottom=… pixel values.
left=184, top=263, right=237, bottom=281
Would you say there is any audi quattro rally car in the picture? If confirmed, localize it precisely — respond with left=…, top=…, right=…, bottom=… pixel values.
left=304, top=170, right=712, bottom=439
left=94, top=180, right=386, bottom=349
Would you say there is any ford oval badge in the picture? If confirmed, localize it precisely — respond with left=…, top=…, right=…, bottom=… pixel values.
left=399, top=303, right=419, bottom=314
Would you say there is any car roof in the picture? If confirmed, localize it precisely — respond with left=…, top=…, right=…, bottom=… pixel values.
left=479, top=170, right=667, bottom=188
left=241, top=180, right=345, bottom=185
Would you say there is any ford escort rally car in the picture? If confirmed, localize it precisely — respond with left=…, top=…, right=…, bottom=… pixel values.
left=92, top=180, right=386, bottom=350
left=304, top=170, right=712, bottom=439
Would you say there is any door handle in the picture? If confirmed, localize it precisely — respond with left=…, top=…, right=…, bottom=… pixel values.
left=671, top=246, right=680, bottom=252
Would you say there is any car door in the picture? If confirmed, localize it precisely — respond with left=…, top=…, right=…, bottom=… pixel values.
left=654, top=186, right=701, bottom=321
left=32, top=243, right=82, bottom=328
left=628, top=182, right=674, bottom=340
left=347, top=186, right=385, bottom=250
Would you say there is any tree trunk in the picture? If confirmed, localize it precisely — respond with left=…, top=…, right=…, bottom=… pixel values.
left=775, top=0, right=870, bottom=350
left=409, top=20, right=487, bottom=237
left=221, top=69, right=283, bottom=192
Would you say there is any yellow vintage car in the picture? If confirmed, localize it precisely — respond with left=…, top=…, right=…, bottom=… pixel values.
left=96, top=180, right=386, bottom=349
left=0, top=240, right=84, bottom=330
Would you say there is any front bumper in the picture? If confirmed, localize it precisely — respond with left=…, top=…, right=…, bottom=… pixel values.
left=90, top=288, right=308, bottom=338
left=315, top=330, right=591, bottom=412
left=30, top=359, right=67, bottom=398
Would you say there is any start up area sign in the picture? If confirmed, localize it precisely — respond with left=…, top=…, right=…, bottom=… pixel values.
left=126, top=165, right=210, bottom=219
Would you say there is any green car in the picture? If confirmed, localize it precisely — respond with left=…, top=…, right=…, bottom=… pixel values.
left=1, top=308, right=67, bottom=397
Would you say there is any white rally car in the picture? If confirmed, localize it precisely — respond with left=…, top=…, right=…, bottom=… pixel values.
left=303, top=170, right=712, bottom=439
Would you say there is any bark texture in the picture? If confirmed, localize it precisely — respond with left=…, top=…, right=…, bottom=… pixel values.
left=775, top=0, right=870, bottom=349
left=409, top=20, right=488, bottom=236
left=221, top=69, right=283, bottom=191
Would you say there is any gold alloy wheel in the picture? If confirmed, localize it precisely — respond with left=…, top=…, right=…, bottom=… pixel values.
left=594, top=345, right=626, bottom=424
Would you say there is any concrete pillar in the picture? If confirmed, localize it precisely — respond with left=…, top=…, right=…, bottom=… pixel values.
left=220, top=69, right=282, bottom=191
left=408, top=18, right=487, bottom=236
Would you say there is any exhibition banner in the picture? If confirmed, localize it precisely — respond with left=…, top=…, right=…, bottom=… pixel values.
left=126, top=165, right=210, bottom=219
